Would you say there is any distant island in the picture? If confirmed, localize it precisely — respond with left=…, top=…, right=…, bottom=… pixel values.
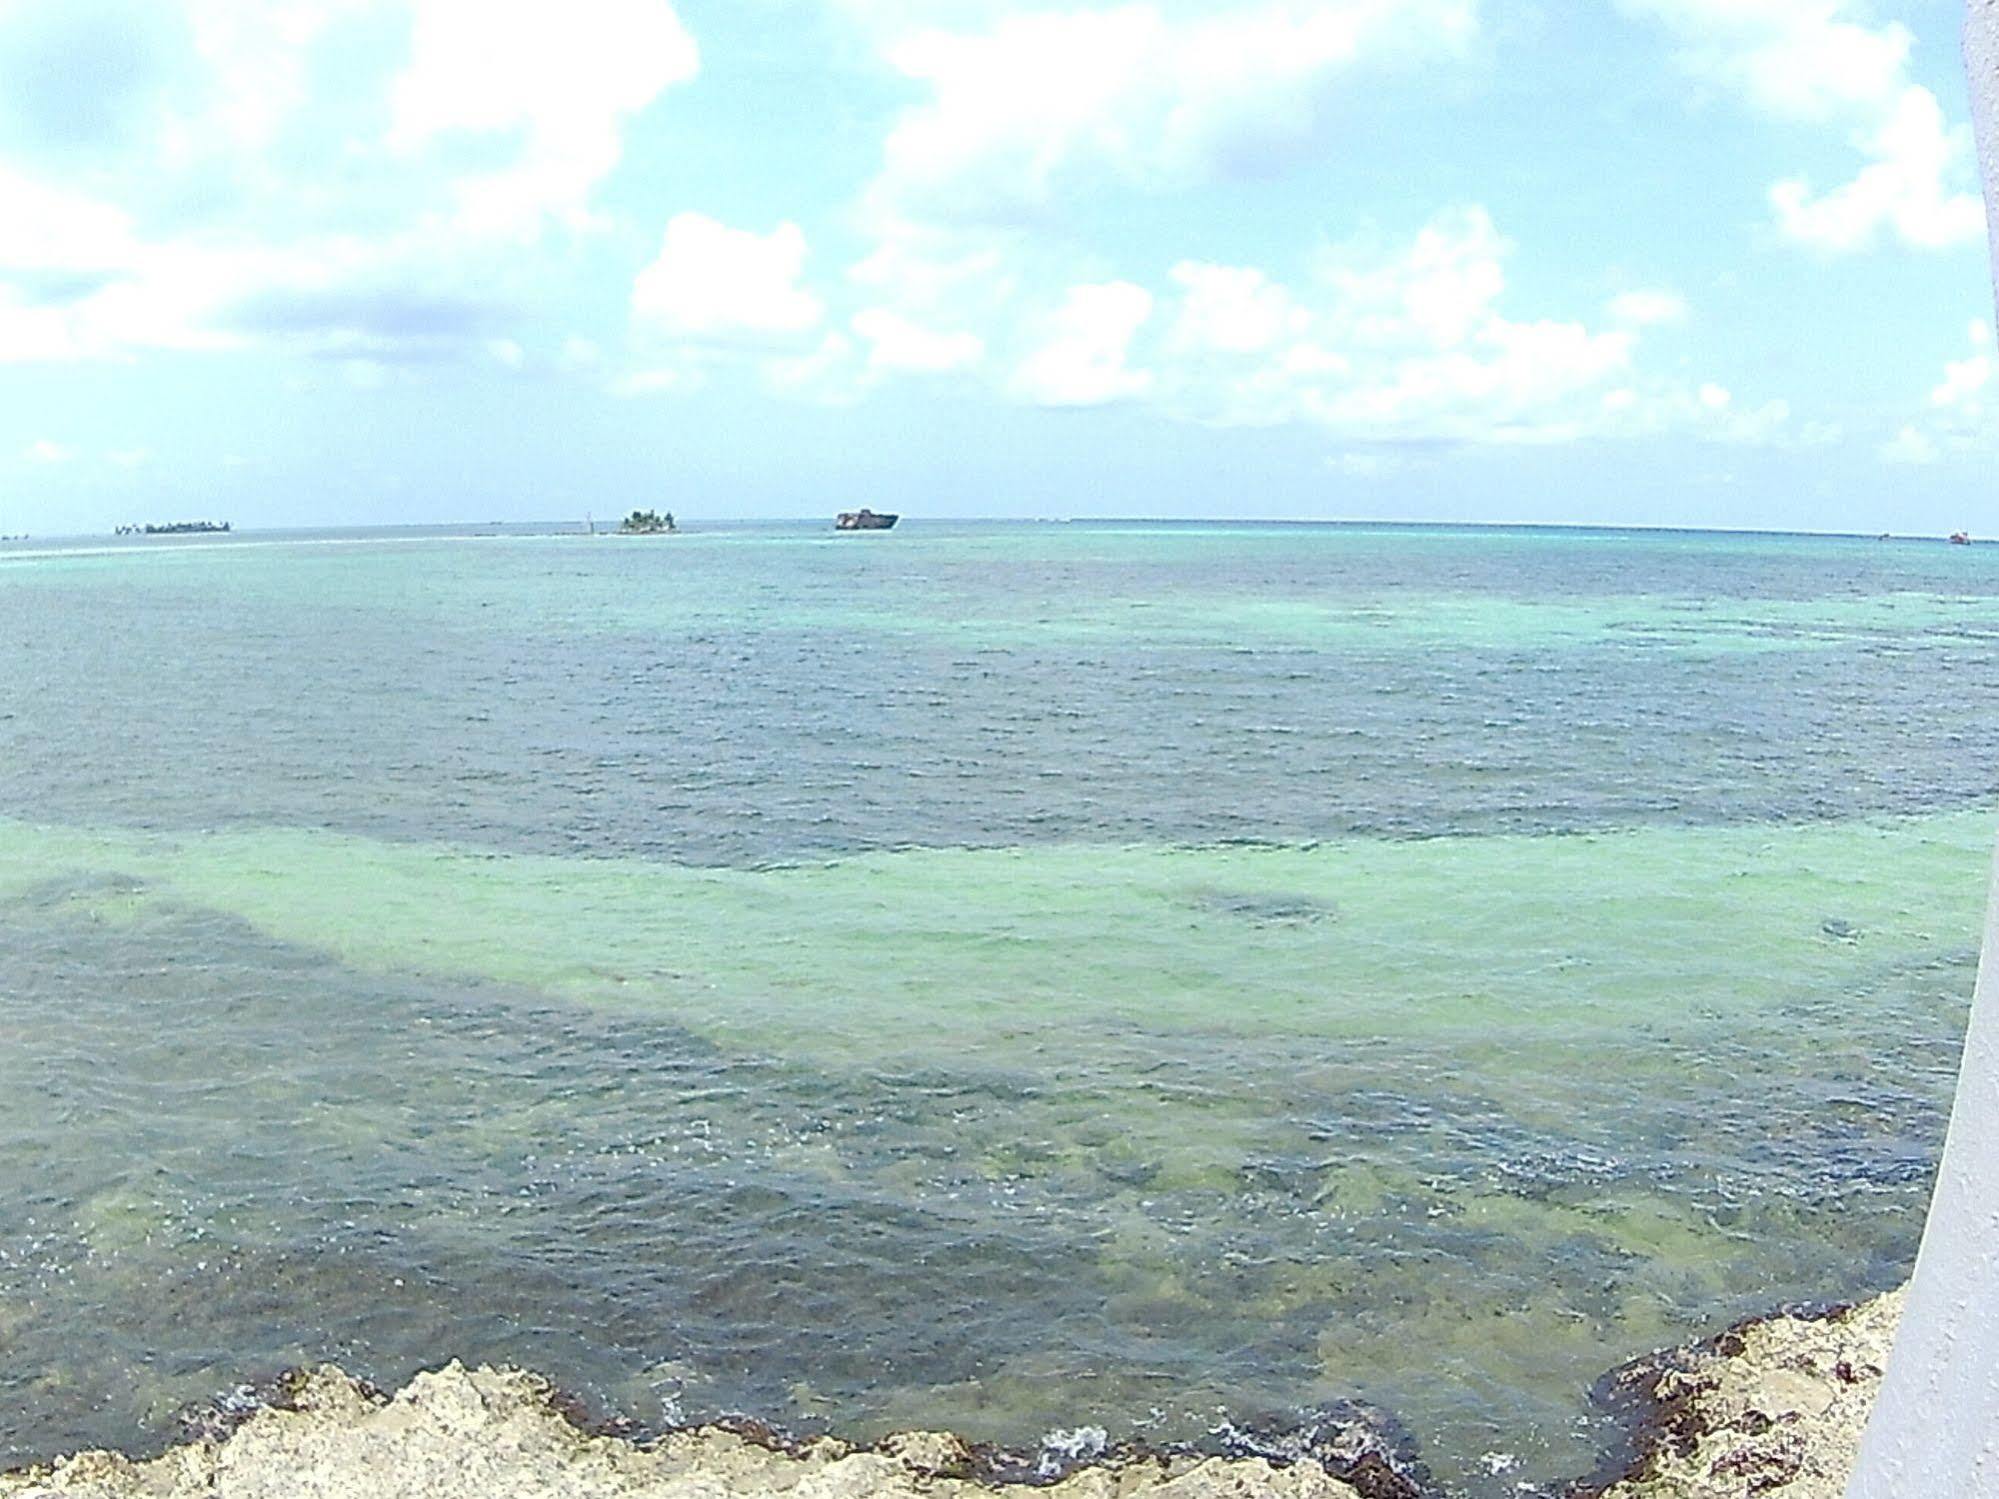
left=618, top=509, right=676, bottom=534
left=116, top=521, right=231, bottom=535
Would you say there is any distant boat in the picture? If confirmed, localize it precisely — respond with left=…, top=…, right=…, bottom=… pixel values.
left=1950, top=531, right=1972, bottom=545
left=835, top=509, right=898, bottom=531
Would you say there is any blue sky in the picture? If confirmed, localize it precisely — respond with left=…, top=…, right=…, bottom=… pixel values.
left=0, top=0, right=1993, bottom=533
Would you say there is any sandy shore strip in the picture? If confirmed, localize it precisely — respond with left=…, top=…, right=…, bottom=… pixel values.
left=0, top=1291, right=1903, bottom=1499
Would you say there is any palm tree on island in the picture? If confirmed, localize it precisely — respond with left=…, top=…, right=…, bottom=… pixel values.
left=618, top=509, right=675, bottom=534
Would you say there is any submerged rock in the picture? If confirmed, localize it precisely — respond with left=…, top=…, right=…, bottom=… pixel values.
left=0, top=1364, right=1379, bottom=1499
left=1583, top=1288, right=1903, bottom=1498
left=1188, top=888, right=1339, bottom=927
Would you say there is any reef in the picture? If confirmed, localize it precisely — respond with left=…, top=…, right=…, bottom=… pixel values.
left=1583, top=1288, right=1903, bottom=1498
left=0, top=1364, right=1394, bottom=1499
left=0, top=1291, right=1905, bottom=1499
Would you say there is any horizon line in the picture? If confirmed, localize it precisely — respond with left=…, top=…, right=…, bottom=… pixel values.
left=9, top=515, right=1974, bottom=545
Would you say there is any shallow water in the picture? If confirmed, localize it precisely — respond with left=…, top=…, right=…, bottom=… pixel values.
left=1, top=521, right=1995, bottom=1495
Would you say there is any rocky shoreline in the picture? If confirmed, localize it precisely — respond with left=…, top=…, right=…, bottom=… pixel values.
left=0, top=1292, right=1903, bottom=1499
left=1582, top=1289, right=1903, bottom=1499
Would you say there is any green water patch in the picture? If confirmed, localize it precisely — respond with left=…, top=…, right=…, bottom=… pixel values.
left=0, top=810, right=1988, bottom=1064
left=0, top=813, right=1988, bottom=1494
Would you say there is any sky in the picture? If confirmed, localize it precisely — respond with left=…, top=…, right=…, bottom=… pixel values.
left=0, top=0, right=1994, bottom=533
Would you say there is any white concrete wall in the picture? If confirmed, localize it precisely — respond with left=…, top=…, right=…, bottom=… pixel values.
left=1847, top=11, right=1999, bottom=1484
left=1982, top=2, right=1999, bottom=300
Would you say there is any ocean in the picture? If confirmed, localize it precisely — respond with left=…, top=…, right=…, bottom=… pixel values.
left=1, top=520, right=1994, bottom=1495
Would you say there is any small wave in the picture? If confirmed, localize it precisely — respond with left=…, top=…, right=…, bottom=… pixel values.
left=1033, top=1425, right=1108, bottom=1479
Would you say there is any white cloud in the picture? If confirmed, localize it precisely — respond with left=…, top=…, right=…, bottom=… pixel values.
left=1011, top=281, right=1155, bottom=406
left=0, top=296, right=90, bottom=364
left=1880, top=423, right=1938, bottom=465
left=763, top=331, right=863, bottom=401
left=619, top=215, right=836, bottom=398
left=25, top=440, right=74, bottom=463
left=0, top=234, right=268, bottom=364
left=1608, top=289, right=1688, bottom=327
left=1712, top=396, right=1793, bottom=445
left=1169, top=263, right=1309, bottom=355
left=0, top=166, right=137, bottom=274
left=865, top=0, right=1478, bottom=223
left=1930, top=320, right=1994, bottom=414
left=390, top=0, right=699, bottom=234
left=1769, top=86, right=1987, bottom=252
left=838, top=219, right=1023, bottom=397
left=0, top=0, right=704, bottom=367
left=1154, top=208, right=1639, bottom=441
left=849, top=221, right=1016, bottom=312
left=1621, top=0, right=1911, bottom=122
left=851, top=307, right=985, bottom=373
left=1623, top=0, right=1984, bottom=252
left=0, top=0, right=1869, bottom=474
left=611, top=365, right=704, bottom=397
left=631, top=214, right=823, bottom=342
left=1323, top=207, right=1512, bottom=350
left=1310, top=317, right=1635, bottom=443
left=1883, top=319, right=1996, bottom=463
left=0, top=167, right=203, bottom=361
left=1327, top=451, right=1407, bottom=478
left=1646, top=383, right=1817, bottom=446
left=1139, top=207, right=1800, bottom=448
left=175, top=0, right=373, bottom=156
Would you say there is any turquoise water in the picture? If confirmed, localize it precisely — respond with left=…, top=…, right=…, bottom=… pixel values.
left=1, top=521, right=1995, bottom=1495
